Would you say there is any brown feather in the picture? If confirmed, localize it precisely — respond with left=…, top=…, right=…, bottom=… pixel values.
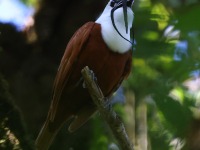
left=35, top=21, right=132, bottom=149
left=50, top=22, right=96, bottom=121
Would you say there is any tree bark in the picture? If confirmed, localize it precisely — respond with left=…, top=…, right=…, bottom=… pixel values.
left=81, top=66, right=134, bottom=150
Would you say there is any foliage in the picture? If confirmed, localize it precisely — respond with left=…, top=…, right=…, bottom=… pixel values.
left=20, top=0, right=37, bottom=6
left=124, top=0, right=200, bottom=149
left=0, top=0, right=200, bottom=149
left=0, top=75, right=34, bottom=150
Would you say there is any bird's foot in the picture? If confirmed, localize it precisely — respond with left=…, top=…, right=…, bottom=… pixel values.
left=82, top=69, right=97, bottom=88
left=103, top=98, right=112, bottom=111
left=89, top=69, right=98, bottom=82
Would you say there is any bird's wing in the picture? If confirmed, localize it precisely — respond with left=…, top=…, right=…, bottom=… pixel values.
left=68, top=51, right=133, bottom=132
left=49, top=22, right=95, bottom=121
left=109, top=51, right=132, bottom=97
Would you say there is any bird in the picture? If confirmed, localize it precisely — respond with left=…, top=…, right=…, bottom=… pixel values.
left=35, top=0, right=134, bottom=149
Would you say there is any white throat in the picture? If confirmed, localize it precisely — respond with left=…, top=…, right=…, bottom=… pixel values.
left=95, top=3, right=134, bottom=53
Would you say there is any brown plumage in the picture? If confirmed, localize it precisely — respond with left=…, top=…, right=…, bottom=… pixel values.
left=35, top=22, right=132, bottom=150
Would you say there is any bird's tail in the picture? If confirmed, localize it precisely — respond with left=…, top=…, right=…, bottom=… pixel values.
left=35, top=119, right=58, bottom=150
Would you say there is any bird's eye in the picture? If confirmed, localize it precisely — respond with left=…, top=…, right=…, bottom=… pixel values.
left=110, top=0, right=120, bottom=7
left=110, top=1, right=115, bottom=7
left=110, top=0, right=133, bottom=8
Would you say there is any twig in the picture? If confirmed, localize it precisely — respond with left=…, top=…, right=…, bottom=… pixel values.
left=81, top=66, right=134, bottom=150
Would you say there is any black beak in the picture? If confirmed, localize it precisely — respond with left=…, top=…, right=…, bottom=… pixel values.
left=110, top=0, right=134, bottom=44
left=111, top=0, right=129, bottom=34
left=122, top=0, right=128, bottom=33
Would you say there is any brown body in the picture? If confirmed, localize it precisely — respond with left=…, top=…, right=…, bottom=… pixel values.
left=36, top=22, right=132, bottom=150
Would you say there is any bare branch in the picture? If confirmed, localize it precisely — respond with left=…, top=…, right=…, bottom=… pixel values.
left=81, top=66, right=134, bottom=150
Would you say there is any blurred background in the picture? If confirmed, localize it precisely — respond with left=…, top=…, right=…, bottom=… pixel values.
left=0, top=0, right=200, bottom=149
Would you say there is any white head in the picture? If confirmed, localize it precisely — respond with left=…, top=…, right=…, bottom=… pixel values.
left=96, top=0, right=134, bottom=53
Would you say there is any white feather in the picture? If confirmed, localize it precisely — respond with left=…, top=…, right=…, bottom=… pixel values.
left=95, top=1, right=134, bottom=53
